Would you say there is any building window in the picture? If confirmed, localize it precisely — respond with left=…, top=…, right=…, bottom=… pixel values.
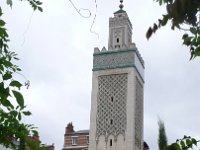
left=110, top=139, right=112, bottom=146
left=71, top=136, right=78, bottom=145
left=115, top=45, right=120, bottom=48
left=117, top=38, right=119, bottom=43
left=110, top=119, right=113, bottom=125
left=111, top=96, right=114, bottom=102
left=86, top=135, right=89, bottom=144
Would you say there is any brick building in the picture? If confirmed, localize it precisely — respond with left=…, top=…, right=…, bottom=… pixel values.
left=63, top=123, right=89, bottom=150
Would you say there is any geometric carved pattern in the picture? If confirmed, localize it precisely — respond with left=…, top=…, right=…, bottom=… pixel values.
left=93, top=50, right=145, bottom=81
left=96, top=74, right=128, bottom=141
left=109, top=18, right=130, bottom=27
left=93, top=51, right=135, bottom=70
left=135, top=77, right=143, bottom=149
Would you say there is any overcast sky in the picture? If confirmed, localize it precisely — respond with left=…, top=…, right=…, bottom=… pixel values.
left=1, top=0, right=200, bottom=149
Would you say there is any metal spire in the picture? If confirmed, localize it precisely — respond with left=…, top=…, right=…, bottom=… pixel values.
left=119, top=0, right=124, bottom=10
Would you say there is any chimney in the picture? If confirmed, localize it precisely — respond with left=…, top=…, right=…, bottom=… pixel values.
left=66, top=122, right=74, bottom=134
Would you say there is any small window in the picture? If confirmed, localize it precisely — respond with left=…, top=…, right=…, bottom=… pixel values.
left=86, top=135, right=89, bottom=144
left=110, top=119, right=113, bottom=125
left=110, top=139, right=112, bottom=146
left=71, top=136, right=78, bottom=145
left=117, top=38, right=119, bottom=43
left=111, top=96, right=114, bottom=102
left=115, top=45, right=121, bottom=49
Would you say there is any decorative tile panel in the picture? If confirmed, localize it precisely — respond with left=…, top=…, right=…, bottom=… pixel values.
left=93, top=50, right=135, bottom=70
left=93, top=49, right=145, bottom=81
left=96, top=74, right=128, bottom=141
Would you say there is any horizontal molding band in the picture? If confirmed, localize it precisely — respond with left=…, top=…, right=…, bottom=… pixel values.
left=92, top=64, right=144, bottom=83
left=93, top=48, right=137, bottom=56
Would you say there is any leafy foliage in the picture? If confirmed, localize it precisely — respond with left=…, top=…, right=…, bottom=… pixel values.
left=0, top=0, right=44, bottom=149
left=158, top=119, right=168, bottom=150
left=167, top=136, right=199, bottom=150
left=157, top=121, right=199, bottom=150
left=146, top=0, right=200, bottom=59
left=6, top=0, right=43, bottom=11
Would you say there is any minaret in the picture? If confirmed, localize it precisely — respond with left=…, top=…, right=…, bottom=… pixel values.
left=89, top=1, right=145, bottom=150
left=108, top=0, right=135, bottom=50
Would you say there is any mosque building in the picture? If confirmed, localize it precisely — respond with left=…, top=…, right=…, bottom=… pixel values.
left=63, top=1, right=145, bottom=150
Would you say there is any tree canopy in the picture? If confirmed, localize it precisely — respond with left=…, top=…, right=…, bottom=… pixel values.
left=158, top=119, right=168, bottom=150
left=167, top=136, right=199, bottom=150
left=0, top=0, right=43, bottom=149
left=146, top=0, right=200, bottom=59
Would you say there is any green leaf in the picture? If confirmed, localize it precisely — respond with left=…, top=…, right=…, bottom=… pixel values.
left=194, top=47, right=200, bottom=57
left=12, top=90, right=24, bottom=108
left=190, top=28, right=197, bottom=34
left=183, top=37, right=192, bottom=46
left=146, top=27, right=153, bottom=39
left=161, top=15, right=169, bottom=26
left=6, top=0, right=13, bottom=7
left=10, top=110, right=18, bottom=118
left=0, top=8, right=2, bottom=16
left=16, top=68, right=22, bottom=71
left=173, top=143, right=181, bottom=150
left=191, top=138, right=197, bottom=146
left=18, top=112, right=21, bottom=121
left=168, top=143, right=180, bottom=150
left=16, top=105, right=19, bottom=110
left=3, top=60, right=13, bottom=68
left=22, top=111, right=32, bottom=116
left=191, top=38, right=197, bottom=46
left=0, top=19, right=5, bottom=26
left=182, top=34, right=188, bottom=39
left=3, top=73, right=12, bottom=80
left=0, top=82, right=4, bottom=91
left=197, top=37, right=200, bottom=43
left=186, top=139, right=192, bottom=148
left=10, top=80, right=23, bottom=89
left=32, top=130, right=38, bottom=136
left=14, top=57, right=20, bottom=60
left=153, top=23, right=158, bottom=33
left=1, top=99, right=14, bottom=108
left=0, top=64, right=4, bottom=71
left=180, top=140, right=186, bottom=149
left=38, top=6, right=43, bottom=12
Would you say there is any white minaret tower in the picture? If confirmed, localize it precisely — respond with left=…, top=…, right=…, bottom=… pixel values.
left=89, top=1, right=145, bottom=150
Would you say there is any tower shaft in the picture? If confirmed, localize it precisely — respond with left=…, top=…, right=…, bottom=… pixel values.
left=89, top=2, right=145, bottom=150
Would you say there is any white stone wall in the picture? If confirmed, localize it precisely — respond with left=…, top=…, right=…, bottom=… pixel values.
left=89, top=67, right=144, bottom=150
left=108, top=13, right=133, bottom=50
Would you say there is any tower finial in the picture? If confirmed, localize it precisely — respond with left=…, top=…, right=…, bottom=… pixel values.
left=119, top=0, right=124, bottom=10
